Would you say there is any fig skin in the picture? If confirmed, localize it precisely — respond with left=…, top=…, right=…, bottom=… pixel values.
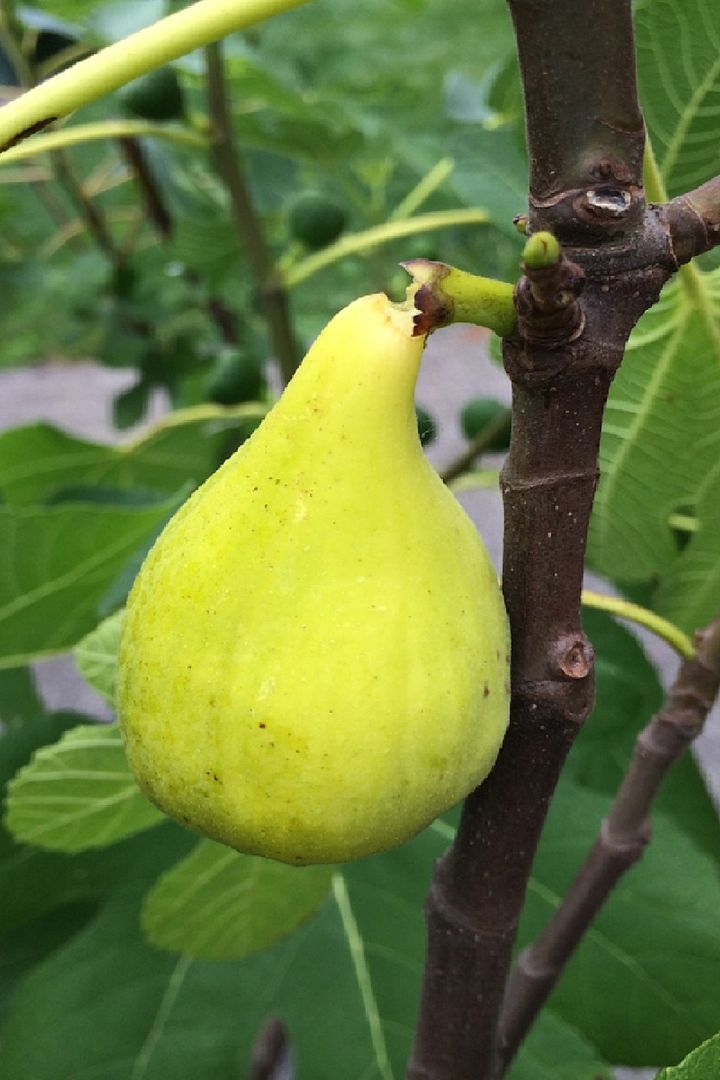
left=118, top=293, right=509, bottom=865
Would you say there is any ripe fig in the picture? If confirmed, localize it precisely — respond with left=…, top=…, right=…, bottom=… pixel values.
left=119, top=294, right=509, bottom=864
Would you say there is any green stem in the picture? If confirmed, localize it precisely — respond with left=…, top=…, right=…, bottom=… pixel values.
left=282, top=209, right=490, bottom=289
left=0, top=0, right=313, bottom=151
left=389, top=158, right=454, bottom=221
left=0, top=120, right=207, bottom=165
left=405, top=258, right=516, bottom=338
left=580, top=589, right=695, bottom=659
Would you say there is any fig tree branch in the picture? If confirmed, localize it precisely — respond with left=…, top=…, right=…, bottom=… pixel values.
left=407, top=2, right=682, bottom=1076
left=204, top=41, right=299, bottom=383
left=660, top=175, right=720, bottom=264
left=496, top=614, right=720, bottom=1072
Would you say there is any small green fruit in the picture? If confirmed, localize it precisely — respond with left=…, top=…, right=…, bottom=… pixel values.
left=288, top=192, right=346, bottom=250
left=119, top=294, right=510, bottom=865
left=206, top=351, right=266, bottom=406
left=120, top=67, right=185, bottom=122
left=460, top=397, right=511, bottom=451
left=415, top=404, right=437, bottom=447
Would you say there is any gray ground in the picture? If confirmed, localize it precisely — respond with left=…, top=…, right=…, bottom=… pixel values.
left=2, top=325, right=714, bottom=1080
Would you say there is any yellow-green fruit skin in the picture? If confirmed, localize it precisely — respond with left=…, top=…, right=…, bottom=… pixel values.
left=118, top=294, right=510, bottom=865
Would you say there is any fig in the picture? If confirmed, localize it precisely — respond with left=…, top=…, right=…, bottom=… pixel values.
left=119, top=67, right=185, bottom=122
left=119, top=293, right=509, bottom=864
left=288, top=192, right=347, bottom=250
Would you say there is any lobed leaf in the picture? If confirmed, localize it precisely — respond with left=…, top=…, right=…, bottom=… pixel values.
left=141, top=839, right=333, bottom=961
left=588, top=271, right=720, bottom=587
left=519, top=780, right=720, bottom=1067
left=74, top=610, right=124, bottom=705
left=636, top=0, right=720, bottom=198
left=4, top=723, right=163, bottom=852
left=0, top=499, right=178, bottom=668
left=0, top=417, right=261, bottom=507
left=657, top=1032, right=720, bottom=1078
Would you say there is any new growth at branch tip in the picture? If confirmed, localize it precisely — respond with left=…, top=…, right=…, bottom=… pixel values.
left=515, top=229, right=585, bottom=347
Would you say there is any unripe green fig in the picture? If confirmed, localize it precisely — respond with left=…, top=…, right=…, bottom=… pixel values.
left=119, top=294, right=510, bottom=865
left=288, top=192, right=347, bottom=250
left=120, top=67, right=185, bottom=122
left=206, top=350, right=266, bottom=406
left=460, top=397, right=511, bottom=452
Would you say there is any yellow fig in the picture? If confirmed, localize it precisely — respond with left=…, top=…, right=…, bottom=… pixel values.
left=118, top=293, right=509, bottom=865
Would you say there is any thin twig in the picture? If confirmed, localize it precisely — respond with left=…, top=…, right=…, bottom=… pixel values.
left=117, top=135, right=172, bottom=240
left=204, top=41, right=298, bottom=382
left=51, top=146, right=123, bottom=268
left=497, top=614, right=720, bottom=1072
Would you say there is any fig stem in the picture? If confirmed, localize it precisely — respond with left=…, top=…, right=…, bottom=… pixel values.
left=404, top=260, right=517, bottom=338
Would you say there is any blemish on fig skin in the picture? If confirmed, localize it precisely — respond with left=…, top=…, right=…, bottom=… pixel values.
left=483, top=682, right=490, bottom=699
left=258, top=722, right=266, bottom=729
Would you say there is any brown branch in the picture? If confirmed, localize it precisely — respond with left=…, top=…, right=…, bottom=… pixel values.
left=117, top=135, right=173, bottom=240
left=406, top=3, right=685, bottom=1077
left=496, top=615, right=720, bottom=1071
left=658, top=175, right=720, bottom=264
left=51, top=146, right=123, bottom=269
left=506, top=0, right=645, bottom=240
left=204, top=42, right=299, bottom=383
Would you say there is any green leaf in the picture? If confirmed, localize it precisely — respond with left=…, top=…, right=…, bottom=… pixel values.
left=657, top=1032, right=720, bottom=1078
left=112, top=378, right=151, bottom=431
left=509, top=1009, right=611, bottom=1079
left=0, top=667, right=42, bottom=725
left=0, top=498, right=178, bottom=668
left=571, top=610, right=720, bottom=861
left=141, top=839, right=332, bottom=960
left=588, top=271, right=720, bottom=585
left=636, top=0, right=720, bottom=197
left=4, top=722, right=163, bottom=853
left=0, top=902, right=98, bottom=1028
left=0, top=709, right=193, bottom=933
left=653, top=460, right=720, bottom=632
left=0, top=419, right=260, bottom=506
left=519, top=780, right=720, bottom=1067
left=74, top=610, right=124, bottom=705
left=0, top=823, right=448, bottom=1078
